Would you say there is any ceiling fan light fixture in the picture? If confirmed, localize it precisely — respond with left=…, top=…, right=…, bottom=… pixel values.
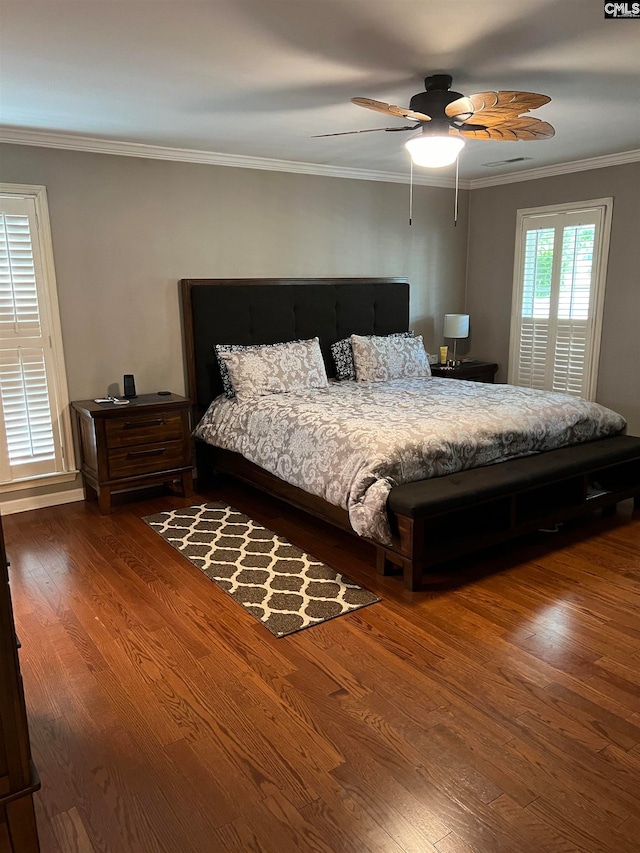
left=405, top=132, right=465, bottom=168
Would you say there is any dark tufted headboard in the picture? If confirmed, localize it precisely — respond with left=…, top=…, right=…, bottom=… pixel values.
left=180, top=277, right=410, bottom=417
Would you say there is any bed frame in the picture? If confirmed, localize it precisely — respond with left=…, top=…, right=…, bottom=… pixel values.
left=181, top=277, right=640, bottom=590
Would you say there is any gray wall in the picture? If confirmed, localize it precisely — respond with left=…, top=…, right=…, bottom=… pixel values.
left=0, top=142, right=469, bottom=502
left=466, top=162, right=640, bottom=435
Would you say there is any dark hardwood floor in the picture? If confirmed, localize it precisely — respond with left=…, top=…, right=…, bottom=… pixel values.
left=3, top=481, right=640, bottom=853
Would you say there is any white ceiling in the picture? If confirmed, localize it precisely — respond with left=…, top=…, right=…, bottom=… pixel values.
left=1, top=0, right=639, bottom=182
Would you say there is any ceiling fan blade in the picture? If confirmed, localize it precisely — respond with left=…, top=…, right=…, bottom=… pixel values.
left=460, top=91, right=552, bottom=127
left=351, top=97, right=431, bottom=122
left=312, top=125, right=416, bottom=138
left=457, top=117, right=555, bottom=141
left=445, top=97, right=475, bottom=120
left=451, top=122, right=487, bottom=132
left=468, top=91, right=551, bottom=111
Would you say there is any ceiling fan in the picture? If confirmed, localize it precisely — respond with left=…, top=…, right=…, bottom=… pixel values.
left=315, top=74, right=555, bottom=168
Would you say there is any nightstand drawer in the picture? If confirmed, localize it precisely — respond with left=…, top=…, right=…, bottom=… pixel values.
left=105, top=411, right=184, bottom=448
left=107, top=440, right=187, bottom=479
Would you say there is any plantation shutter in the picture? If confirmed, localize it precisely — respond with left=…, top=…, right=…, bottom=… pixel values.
left=0, top=195, right=63, bottom=482
left=509, top=203, right=609, bottom=400
left=515, top=226, right=554, bottom=390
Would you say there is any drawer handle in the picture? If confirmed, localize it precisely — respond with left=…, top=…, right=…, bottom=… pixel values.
left=123, top=418, right=165, bottom=429
left=126, top=448, right=167, bottom=459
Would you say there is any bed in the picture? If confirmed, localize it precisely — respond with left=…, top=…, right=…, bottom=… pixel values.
left=181, top=277, right=640, bottom=590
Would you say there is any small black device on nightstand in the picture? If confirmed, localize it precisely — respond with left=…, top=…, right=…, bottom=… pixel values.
left=123, top=374, right=137, bottom=398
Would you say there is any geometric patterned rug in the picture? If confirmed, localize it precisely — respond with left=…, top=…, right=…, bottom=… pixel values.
left=143, top=502, right=380, bottom=637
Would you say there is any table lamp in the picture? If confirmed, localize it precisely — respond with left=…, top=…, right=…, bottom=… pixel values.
left=443, top=314, right=470, bottom=366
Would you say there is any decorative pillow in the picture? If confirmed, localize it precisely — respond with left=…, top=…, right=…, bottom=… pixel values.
left=217, top=337, right=329, bottom=399
left=351, top=333, right=432, bottom=382
left=330, top=338, right=357, bottom=381
left=214, top=342, right=283, bottom=399
left=331, top=332, right=414, bottom=381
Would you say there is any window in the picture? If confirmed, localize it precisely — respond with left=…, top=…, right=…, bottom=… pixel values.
left=508, top=198, right=613, bottom=400
left=0, top=185, right=75, bottom=488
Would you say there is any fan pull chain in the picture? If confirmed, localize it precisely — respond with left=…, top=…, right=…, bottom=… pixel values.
left=454, top=155, right=459, bottom=227
left=409, top=158, right=413, bottom=226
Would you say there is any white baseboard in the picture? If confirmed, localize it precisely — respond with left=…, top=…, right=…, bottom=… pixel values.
left=0, top=487, right=84, bottom=515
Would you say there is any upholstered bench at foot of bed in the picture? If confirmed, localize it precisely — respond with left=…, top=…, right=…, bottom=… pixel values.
left=380, top=434, right=640, bottom=591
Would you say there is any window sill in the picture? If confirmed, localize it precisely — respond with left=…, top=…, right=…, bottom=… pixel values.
left=0, top=470, right=79, bottom=494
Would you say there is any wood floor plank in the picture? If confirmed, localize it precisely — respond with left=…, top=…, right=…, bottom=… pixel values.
left=526, top=794, right=639, bottom=853
left=210, top=817, right=274, bottom=853
left=543, top=680, right=640, bottom=750
left=250, top=790, right=344, bottom=853
left=501, top=724, right=633, bottom=829
left=299, top=795, right=382, bottom=853
left=299, top=688, right=537, bottom=853
left=488, top=794, right=573, bottom=853
left=514, top=711, right=639, bottom=813
left=51, top=807, right=96, bottom=853
left=435, top=832, right=477, bottom=853
left=162, top=738, right=241, bottom=827
left=327, top=761, right=444, bottom=851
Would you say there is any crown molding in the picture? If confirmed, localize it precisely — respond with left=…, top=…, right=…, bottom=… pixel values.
left=0, top=126, right=470, bottom=189
left=2, top=126, right=637, bottom=191
left=469, top=149, right=640, bottom=189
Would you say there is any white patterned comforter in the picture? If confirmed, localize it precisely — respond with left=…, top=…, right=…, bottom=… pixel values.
left=194, top=378, right=626, bottom=544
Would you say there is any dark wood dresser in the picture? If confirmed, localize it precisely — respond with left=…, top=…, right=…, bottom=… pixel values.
left=430, top=360, right=498, bottom=383
left=72, top=393, right=193, bottom=514
left=0, top=515, right=41, bottom=852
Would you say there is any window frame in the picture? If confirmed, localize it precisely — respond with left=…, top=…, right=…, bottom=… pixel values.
left=0, top=183, right=76, bottom=491
left=508, top=197, right=614, bottom=401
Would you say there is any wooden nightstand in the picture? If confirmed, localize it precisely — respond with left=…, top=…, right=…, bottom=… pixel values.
left=430, top=360, right=498, bottom=383
left=72, top=393, right=193, bottom=514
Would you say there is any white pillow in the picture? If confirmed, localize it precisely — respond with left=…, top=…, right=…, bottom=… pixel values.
left=351, top=333, right=432, bottom=382
left=330, top=332, right=414, bottom=381
left=217, top=337, right=328, bottom=399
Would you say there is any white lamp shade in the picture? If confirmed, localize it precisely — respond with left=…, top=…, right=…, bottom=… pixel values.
left=443, top=313, right=470, bottom=339
left=405, top=134, right=465, bottom=168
